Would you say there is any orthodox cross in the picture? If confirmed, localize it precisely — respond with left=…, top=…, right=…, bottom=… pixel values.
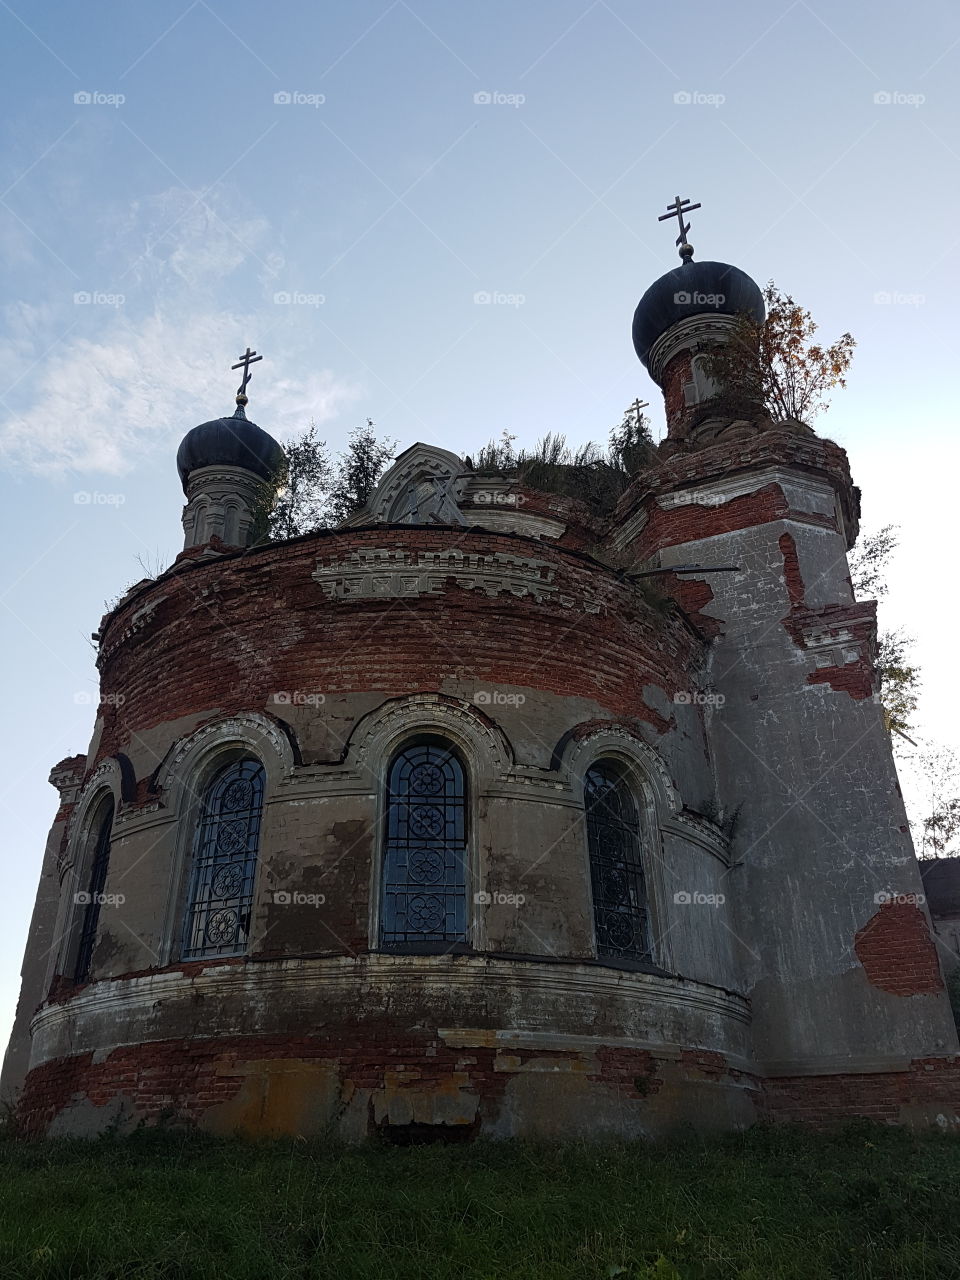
left=231, top=347, right=263, bottom=405
left=628, top=398, right=649, bottom=427
left=658, top=195, right=701, bottom=254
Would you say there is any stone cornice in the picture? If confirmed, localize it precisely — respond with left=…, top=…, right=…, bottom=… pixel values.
left=613, top=430, right=859, bottom=547
left=311, top=547, right=604, bottom=613
left=30, top=953, right=753, bottom=1062
left=647, top=312, right=739, bottom=384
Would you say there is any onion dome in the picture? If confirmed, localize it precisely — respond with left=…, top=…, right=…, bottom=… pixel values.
left=632, top=258, right=765, bottom=370
left=177, top=406, right=285, bottom=494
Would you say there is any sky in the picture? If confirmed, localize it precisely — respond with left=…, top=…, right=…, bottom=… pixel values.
left=1, top=0, right=958, bottom=1055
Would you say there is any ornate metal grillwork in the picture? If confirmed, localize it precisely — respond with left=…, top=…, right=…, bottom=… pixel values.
left=182, top=758, right=264, bottom=960
left=585, top=765, right=651, bottom=962
left=381, top=742, right=467, bottom=950
left=74, top=798, right=114, bottom=982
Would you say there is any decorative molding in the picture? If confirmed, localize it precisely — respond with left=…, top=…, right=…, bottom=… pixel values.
left=29, top=953, right=753, bottom=1065
left=559, top=725, right=682, bottom=819
left=48, top=760, right=86, bottom=806
left=648, top=312, right=739, bottom=385
left=96, top=594, right=168, bottom=666
left=155, top=713, right=296, bottom=797
left=58, top=760, right=122, bottom=879
left=661, top=814, right=731, bottom=866
left=355, top=443, right=467, bottom=525
left=312, top=547, right=602, bottom=610
left=655, top=466, right=836, bottom=512
left=461, top=510, right=567, bottom=540
left=788, top=603, right=876, bottom=670
left=346, top=693, right=515, bottom=786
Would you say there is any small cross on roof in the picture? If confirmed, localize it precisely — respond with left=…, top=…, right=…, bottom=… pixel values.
left=658, top=196, right=701, bottom=259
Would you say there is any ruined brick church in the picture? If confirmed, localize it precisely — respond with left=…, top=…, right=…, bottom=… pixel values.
left=4, top=211, right=959, bottom=1139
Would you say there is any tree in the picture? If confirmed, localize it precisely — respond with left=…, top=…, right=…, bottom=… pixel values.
left=912, top=746, right=960, bottom=858
left=847, top=524, right=921, bottom=742
left=848, top=523, right=899, bottom=600
left=327, top=420, right=396, bottom=525
left=254, top=419, right=395, bottom=540
left=702, top=281, right=855, bottom=424
left=875, top=628, right=920, bottom=740
left=263, top=423, right=332, bottom=541
left=608, top=403, right=657, bottom=474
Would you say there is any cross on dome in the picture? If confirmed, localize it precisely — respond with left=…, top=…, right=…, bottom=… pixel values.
left=231, top=347, right=263, bottom=417
left=658, top=195, right=701, bottom=260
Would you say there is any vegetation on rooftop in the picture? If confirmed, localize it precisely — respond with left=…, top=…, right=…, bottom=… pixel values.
left=700, top=281, right=855, bottom=425
left=472, top=411, right=657, bottom=518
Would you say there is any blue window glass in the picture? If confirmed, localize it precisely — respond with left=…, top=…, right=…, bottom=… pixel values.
left=381, top=741, right=467, bottom=950
left=74, top=797, right=115, bottom=982
left=182, top=758, right=264, bottom=959
left=586, top=765, right=651, bottom=961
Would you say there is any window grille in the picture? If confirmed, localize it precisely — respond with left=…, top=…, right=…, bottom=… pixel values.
left=182, top=758, right=264, bottom=959
left=381, top=742, right=467, bottom=950
left=585, top=765, right=651, bottom=961
left=74, top=798, right=115, bottom=982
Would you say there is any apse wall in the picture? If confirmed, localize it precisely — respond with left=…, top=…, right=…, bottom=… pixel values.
left=13, top=525, right=756, bottom=1139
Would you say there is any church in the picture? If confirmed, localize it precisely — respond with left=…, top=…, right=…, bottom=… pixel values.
left=4, top=202, right=958, bottom=1139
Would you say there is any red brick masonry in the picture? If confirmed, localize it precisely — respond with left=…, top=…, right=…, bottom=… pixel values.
left=855, top=903, right=945, bottom=996
left=17, top=1032, right=960, bottom=1136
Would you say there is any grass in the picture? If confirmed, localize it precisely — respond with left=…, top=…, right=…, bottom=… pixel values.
left=0, top=1124, right=958, bottom=1279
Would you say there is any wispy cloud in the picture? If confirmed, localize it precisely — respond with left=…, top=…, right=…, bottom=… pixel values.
left=105, top=187, right=283, bottom=292
left=0, top=310, right=358, bottom=475
left=0, top=188, right=358, bottom=476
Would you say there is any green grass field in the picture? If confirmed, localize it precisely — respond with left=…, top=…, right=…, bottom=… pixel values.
left=0, top=1124, right=958, bottom=1279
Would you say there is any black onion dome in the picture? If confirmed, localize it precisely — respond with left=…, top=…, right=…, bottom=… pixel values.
left=177, top=412, right=286, bottom=493
left=632, top=260, right=765, bottom=369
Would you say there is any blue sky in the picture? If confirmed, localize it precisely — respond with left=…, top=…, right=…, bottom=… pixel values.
left=2, top=0, right=959, bottom=1052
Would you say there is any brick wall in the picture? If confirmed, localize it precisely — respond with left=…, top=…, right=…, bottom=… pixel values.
left=762, top=1058, right=960, bottom=1127
left=21, top=1032, right=959, bottom=1137
left=854, top=903, right=945, bottom=996
left=90, top=529, right=704, bottom=782
left=15, top=1033, right=751, bottom=1137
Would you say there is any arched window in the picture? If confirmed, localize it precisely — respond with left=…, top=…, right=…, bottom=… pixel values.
left=585, top=764, right=651, bottom=962
left=73, top=796, right=115, bottom=982
left=182, top=757, right=265, bottom=960
left=683, top=353, right=719, bottom=407
left=381, top=740, right=468, bottom=951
